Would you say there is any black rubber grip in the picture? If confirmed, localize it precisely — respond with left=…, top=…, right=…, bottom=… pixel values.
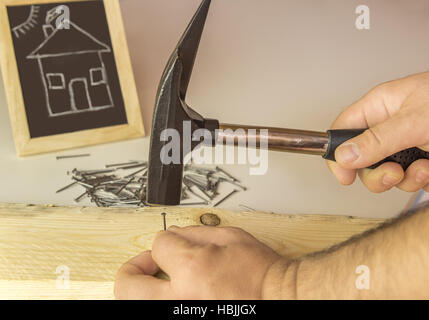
left=323, top=129, right=429, bottom=170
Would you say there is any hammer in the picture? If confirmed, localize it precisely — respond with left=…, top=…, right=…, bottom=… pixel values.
left=147, top=0, right=429, bottom=206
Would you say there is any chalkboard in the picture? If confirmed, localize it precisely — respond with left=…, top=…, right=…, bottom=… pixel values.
left=0, top=0, right=144, bottom=156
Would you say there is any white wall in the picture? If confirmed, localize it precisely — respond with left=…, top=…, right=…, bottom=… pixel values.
left=1, top=0, right=428, bottom=217
left=117, top=0, right=428, bottom=217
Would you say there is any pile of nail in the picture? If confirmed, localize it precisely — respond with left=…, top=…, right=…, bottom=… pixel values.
left=58, top=161, right=247, bottom=208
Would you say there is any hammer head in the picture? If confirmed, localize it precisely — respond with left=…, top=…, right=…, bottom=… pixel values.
left=147, top=0, right=219, bottom=206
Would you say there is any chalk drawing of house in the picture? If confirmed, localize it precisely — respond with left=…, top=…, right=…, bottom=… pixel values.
left=27, top=15, right=114, bottom=117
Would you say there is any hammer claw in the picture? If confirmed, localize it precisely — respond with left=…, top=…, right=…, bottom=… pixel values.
left=176, top=0, right=212, bottom=99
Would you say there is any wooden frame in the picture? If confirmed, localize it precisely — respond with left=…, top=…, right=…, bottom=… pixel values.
left=0, top=0, right=145, bottom=156
left=0, top=203, right=384, bottom=299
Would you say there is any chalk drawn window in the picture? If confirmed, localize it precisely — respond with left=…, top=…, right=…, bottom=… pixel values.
left=90, top=68, right=105, bottom=86
left=47, top=73, right=65, bottom=90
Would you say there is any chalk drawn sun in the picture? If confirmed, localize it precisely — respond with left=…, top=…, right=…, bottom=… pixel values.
left=12, top=5, right=40, bottom=38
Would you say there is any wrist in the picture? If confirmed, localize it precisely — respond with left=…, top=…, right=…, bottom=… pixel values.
left=261, top=258, right=300, bottom=300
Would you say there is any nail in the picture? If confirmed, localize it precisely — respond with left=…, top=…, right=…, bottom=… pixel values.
left=416, top=170, right=429, bottom=184
left=336, top=143, right=360, bottom=163
left=57, top=154, right=90, bottom=160
left=214, top=190, right=239, bottom=207
left=106, top=161, right=139, bottom=168
left=161, top=212, right=167, bottom=231
left=125, top=168, right=146, bottom=178
left=382, top=174, right=400, bottom=187
left=180, top=201, right=209, bottom=206
left=239, top=204, right=256, bottom=212
left=116, top=163, right=147, bottom=170
left=56, top=181, right=77, bottom=194
left=74, top=191, right=88, bottom=203
left=115, top=177, right=135, bottom=195
left=220, top=178, right=247, bottom=191
left=216, top=166, right=241, bottom=182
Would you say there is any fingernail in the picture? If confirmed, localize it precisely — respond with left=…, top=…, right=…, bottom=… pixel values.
left=382, top=174, right=400, bottom=187
left=416, top=170, right=429, bottom=184
left=336, top=143, right=360, bottom=164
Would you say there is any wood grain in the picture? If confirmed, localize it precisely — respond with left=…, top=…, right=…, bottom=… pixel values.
left=0, top=203, right=384, bottom=299
left=0, top=0, right=145, bottom=156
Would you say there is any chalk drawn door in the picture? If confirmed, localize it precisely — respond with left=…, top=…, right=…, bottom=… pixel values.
left=69, top=78, right=92, bottom=111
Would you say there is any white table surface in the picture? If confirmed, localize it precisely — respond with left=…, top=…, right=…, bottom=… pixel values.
left=1, top=0, right=428, bottom=219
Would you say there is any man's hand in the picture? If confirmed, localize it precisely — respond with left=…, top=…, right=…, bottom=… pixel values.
left=328, top=72, right=429, bottom=193
left=114, top=226, right=287, bottom=300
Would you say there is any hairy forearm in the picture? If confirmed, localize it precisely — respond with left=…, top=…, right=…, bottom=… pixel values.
left=264, top=206, right=429, bottom=299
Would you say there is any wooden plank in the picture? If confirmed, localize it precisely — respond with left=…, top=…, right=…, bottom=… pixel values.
left=0, top=203, right=384, bottom=300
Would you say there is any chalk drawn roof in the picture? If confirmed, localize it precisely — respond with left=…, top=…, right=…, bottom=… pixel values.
left=27, top=20, right=111, bottom=59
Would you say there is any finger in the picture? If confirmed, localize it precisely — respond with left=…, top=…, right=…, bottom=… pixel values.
left=115, top=251, right=173, bottom=300
left=330, top=78, right=426, bottom=170
left=330, top=77, right=418, bottom=130
left=327, top=86, right=390, bottom=183
left=335, top=113, right=429, bottom=169
left=151, top=230, right=196, bottom=277
left=326, top=160, right=357, bottom=185
left=168, top=226, right=220, bottom=245
left=114, top=274, right=174, bottom=300
left=331, top=94, right=377, bottom=130
left=117, top=251, right=160, bottom=277
left=168, top=225, right=254, bottom=246
left=357, top=162, right=404, bottom=193
left=396, top=159, right=429, bottom=192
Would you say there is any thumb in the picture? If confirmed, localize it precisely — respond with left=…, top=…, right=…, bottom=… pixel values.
left=335, top=114, right=426, bottom=169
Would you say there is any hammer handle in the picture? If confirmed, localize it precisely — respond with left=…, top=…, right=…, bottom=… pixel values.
left=324, top=129, right=429, bottom=170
